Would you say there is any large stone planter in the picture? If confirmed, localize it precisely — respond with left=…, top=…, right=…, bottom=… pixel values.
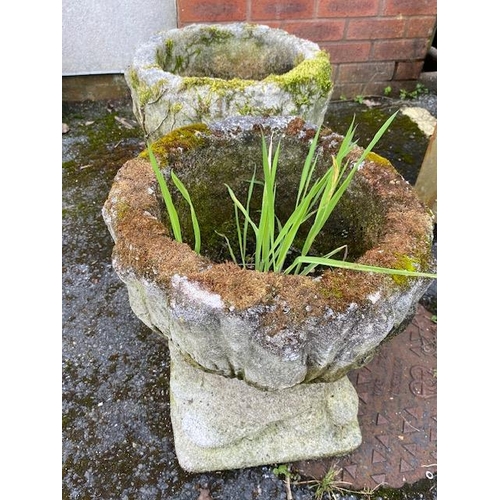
left=102, top=116, right=435, bottom=472
left=125, top=23, right=333, bottom=141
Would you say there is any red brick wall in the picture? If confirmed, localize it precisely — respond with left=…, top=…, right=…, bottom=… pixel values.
left=176, top=0, right=436, bottom=99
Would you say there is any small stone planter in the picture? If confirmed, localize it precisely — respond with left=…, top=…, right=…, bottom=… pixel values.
left=125, top=23, right=333, bottom=141
left=102, top=116, right=435, bottom=472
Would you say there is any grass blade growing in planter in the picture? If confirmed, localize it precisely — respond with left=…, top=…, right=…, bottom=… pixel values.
left=225, top=183, right=260, bottom=260
left=241, top=171, right=258, bottom=268
left=285, top=245, right=348, bottom=276
left=257, top=133, right=281, bottom=271
left=215, top=230, right=239, bottom=266
left=271, top=175, right=328, bottom=272
left=148, top=144, right=201, bottom=254
left=296, top=127, right=321, bottom=208
left=294, top=255, right=437, bottom=279
left=170, top=170, right=201, bottom=254
left=148, top=144, right=182, bottom=243
left=294, top=112, right=398, bottom=275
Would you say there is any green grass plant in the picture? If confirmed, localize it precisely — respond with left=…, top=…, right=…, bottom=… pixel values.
left=147, top=114, right=437, bottom=280
left=147, top=144, right=201, bottom=253
left=226, top=112, right=436, bottom=279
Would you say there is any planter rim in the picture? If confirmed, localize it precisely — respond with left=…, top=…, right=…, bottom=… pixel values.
left=104, top=116, right=435, bottom=316
left=129, top=22, right=328, bottom=85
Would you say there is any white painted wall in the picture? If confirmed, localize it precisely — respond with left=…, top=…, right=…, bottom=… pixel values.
left=62, top=0, right=178, bottom=75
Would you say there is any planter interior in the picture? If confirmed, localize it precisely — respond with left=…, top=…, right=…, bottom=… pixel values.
left=156, top=25, right=296, bottom=81
left=156, top=124, right=382, bottom=265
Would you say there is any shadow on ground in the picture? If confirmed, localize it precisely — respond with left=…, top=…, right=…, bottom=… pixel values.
left=62, top=94, right=437, bottom=500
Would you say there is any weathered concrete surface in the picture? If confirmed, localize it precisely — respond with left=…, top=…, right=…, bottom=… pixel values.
left=169, top=344, right=361, bottom=472
left=118, top=266, right=429, bottom=392
left=126, top=23, right=333, bottom=140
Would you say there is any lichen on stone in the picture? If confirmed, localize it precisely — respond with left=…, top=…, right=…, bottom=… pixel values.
left=365, top=152, right=393, bottom=167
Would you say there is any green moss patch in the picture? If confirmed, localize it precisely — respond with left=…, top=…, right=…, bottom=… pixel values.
left=181, top=76, right=254, bottom=93
left=265, top=50, right=333, bottom=97
left=139, top=124, right=210, bottom=164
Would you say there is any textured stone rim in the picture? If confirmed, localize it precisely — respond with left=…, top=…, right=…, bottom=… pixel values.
left=131, top=23, right=326, bottom=77
left=103, top=116, right=435, bottom=390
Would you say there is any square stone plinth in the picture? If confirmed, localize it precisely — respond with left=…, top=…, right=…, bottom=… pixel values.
left=169, top=343, right=362, bottom=472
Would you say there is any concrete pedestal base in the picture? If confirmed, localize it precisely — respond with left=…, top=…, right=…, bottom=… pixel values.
left=169, top=343, right=362, bottom=472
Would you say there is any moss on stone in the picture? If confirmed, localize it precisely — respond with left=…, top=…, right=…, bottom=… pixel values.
left=365, top=152, right=392, bottom=167
left=156, top=39, right=174, bottom=70
left=140, top=79, right=169, bottom=106
left=139, top=123, right=210, bottom=164
left=63, top=159, right=77, bottom=170
left=193, top=25, right=234, bottom=45
left=127, top=67, right=169, bottom=107
left=127, top=68, right=140, bottom=90
left=164, top=38, right=174, bottom=56
left=181, top=76, right=254, bottom=93
left=236, top=102, right=284, bottom=116
left=265, top=50, right=333, bottom=98
left=170, top=102, right=183, bottom=115
left=114, top=200, right=131, bottom=222
left=386, top=246, right=435, bottom=287
left=390, top=254, right=421, bottom=286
